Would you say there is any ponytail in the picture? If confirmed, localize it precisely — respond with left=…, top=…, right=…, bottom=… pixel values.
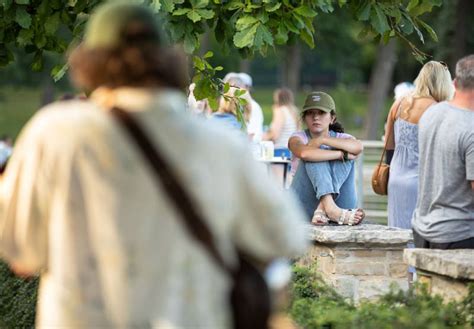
left=329, top=121, right=344, bottom=133
left=329, top=112, right=345, bottom=133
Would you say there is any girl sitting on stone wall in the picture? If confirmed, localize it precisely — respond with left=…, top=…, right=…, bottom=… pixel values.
left=289, top=91, right=365, bottom=225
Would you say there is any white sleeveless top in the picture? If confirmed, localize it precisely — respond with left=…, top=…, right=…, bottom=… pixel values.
left=274, top=105, right=298, bottom=148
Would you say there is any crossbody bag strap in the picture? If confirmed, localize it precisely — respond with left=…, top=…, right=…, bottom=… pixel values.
left=110, top=107, right=233, bottom=276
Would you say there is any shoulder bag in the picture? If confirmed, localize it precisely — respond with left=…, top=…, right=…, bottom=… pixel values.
left=371, top=101, right=402, bottom=195
left=110, top=107, right=270, bottom=329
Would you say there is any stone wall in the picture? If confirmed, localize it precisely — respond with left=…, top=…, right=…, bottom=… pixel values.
left=298, top=224, right=413, bottom=303
left=404, top=249, right=474, bottom=302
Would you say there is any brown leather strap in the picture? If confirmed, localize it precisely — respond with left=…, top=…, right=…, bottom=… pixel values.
left=376, top=100, right=401, bottom=171
left=110, top=107, right=233, bottom=276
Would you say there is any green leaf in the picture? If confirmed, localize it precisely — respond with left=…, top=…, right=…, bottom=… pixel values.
left=407, top=0, right=419, bottom=12
left=214, top=66, right=223, bottom=71
left=194, top=76, right=216, bottom=101
left=191, top=0, right=208, bottom=8
left=0, top=0, right=13, bottom=10
left=284, top=19, right=299, bottom=34
left=416, top=18, right=438, bottom=42
left=257, top=25, right=273, bottom=47
left=223, top=82, right=230, bottom=93
left=15, top=0, right=29, bottom=4
left=169, top=22, right=185, bottom=41
left=193, top=56, right=205, bottom=70
left=208, top=97, right=218, bottom=111
left=257, top=10, right=269, bottom=23
left=236, top=16, right=258, bottom=30
left=51, top=63, right=69, bottom=82
left=408, top=0, right=437, bottom=17
left=15, top=7, right=32, bottom=28
left=16, top=28, right=34, bottom=46
left=196, top=9, right=214, bottom=19
left=265, top=2, right=281, bottom=12
left=275, top=24, right=288, bottom=44
left=31, top=51, right=43, bottom=71
left=34, top=33, right=47, bottom=48
left=183, top=33, right=198, bottom=53
left=203, top=50, right=213, bottom=59
left=413, top=23, right=424, bottom=44
left=233, top=23, right=258, bottom=48
left=173, top=8, right=190, bottom=15
left=225, top=1, right=244, bottom=10
left=357, top=1, right=371, bottom=21
left=161, top=0, right=175, bottom=12
left=292, top=15, right=305, bottom=29
left=44, top=12, right=61, bottom=35
left=300, top=28, right=314, bottom=48
left=399, top=13, right=414, bottom=35
left=187, top=10, right=202, bottom=23
left=294, top=5, right=317, bottom=18
left=370, top=6, right=390, bottom=34
left=150, top=0, right=161, bottom=12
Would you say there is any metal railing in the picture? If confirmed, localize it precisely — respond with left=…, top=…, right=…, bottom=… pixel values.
left=355, top=140, right=387, bottom=224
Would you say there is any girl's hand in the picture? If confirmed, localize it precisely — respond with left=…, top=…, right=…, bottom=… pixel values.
left=339, top=151, right=359, bottom=161
left=347, top=153, right=358, bottom=160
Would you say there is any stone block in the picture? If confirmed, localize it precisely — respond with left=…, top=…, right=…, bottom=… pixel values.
left=353, top=250, right=387, bottom=258
left=387, top=250, right=404, bottom=261
left=418, top=271, right=471, bottom=303
left=333, top=249, right=351, bottom=259
left=404, top=249, right=474, bottom=280
left=330, top=275, right=358, bottom=300
left=357, top=278, right=408, bottom=302
left=297, top=245, right=320, bottom=267
left=307, top=223, right=413, bottom=246
left=388, top=262, right=408, bottom=278
left=317, top=254, right=335, bottom=275
left=335, top=262, right=385, bottom=276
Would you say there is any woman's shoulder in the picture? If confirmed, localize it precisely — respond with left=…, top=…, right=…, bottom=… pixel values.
left=332, top=131, right=355, bottom=139
left=289, top=130, right=308, bottom=143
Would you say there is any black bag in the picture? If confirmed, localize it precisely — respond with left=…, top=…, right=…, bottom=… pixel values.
left=111, top=107, right=270, bottom=329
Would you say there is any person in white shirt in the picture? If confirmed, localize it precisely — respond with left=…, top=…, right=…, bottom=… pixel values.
left=239, top=72, right=264, bottom=142
left=0, top=3, right=308, bottom=328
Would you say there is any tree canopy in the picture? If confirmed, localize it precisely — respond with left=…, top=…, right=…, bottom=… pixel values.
left=0, top=0, right=442, bottom=101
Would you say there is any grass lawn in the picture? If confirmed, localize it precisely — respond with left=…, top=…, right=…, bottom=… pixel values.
left=1, top=85, right=384, bottom=140
left=0, top=86, right=43, bottom=140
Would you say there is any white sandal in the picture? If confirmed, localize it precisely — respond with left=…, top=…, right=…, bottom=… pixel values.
left=337, top=209, right=365, bottom=226
left=312, top=210, right=330, bottom=226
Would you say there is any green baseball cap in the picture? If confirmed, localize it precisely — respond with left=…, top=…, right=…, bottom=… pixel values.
left=84, top=1, right=163, bottom=50
left=302, top=91, right=336, bottom=113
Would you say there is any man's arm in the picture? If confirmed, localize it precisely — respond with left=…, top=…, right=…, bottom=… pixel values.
left=471, top=181, right=474, bottom=191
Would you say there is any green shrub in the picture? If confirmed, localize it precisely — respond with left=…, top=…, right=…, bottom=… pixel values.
left=289, top=265, right=474, bottom=329
left=0, top=261, right=38, bottom=328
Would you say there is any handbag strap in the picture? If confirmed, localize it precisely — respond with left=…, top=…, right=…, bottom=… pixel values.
left=110, top=107, right=233, bottom=276
left=376, top=100, right=401, bottom=171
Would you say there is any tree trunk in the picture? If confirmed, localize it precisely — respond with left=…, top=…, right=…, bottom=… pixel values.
left=280, top=43, right=301, bottom=92
left=364, top=40, right=397, bottom=140
left=449, top=0, right=471, bottom=68
left=239, top=59, right=251, bottom=73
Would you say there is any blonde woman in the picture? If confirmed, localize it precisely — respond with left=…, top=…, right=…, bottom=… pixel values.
left=263, top=88, right=300, bottom=157
left=211, top=87, right=252, bottom=132
left=384, top=61, right=454, bottom=276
